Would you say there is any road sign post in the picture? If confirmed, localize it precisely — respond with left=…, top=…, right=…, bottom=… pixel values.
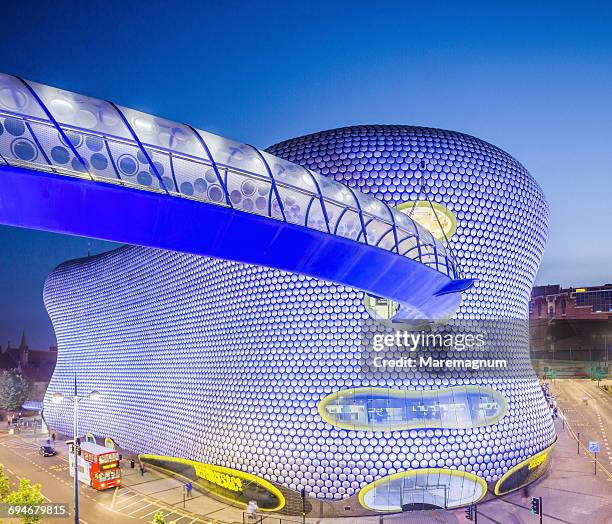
left=589, top=442, right=600, bottom=476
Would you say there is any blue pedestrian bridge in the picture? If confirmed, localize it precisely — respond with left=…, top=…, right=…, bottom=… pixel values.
left=0, top=74, right=472, bottom=318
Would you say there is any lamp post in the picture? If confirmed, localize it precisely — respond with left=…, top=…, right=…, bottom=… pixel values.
left=52, top=375, right=100, bottom=524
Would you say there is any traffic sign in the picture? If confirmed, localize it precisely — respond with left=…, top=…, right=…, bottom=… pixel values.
left=589, top=441, right=601, bottom=453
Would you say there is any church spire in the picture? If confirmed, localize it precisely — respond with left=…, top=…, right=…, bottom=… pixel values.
left=18, top=331, right=28, bottom=368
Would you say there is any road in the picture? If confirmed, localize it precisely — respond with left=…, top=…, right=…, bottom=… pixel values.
left=0, top=432, right=211, bottom=524
left=553, top=379, right=612, bottom=469
left=1, top=408, right=611, bottom=524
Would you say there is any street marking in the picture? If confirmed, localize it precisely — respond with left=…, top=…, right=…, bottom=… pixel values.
left=111, top=486, right=119, bottom=509
left=116, top=498, right=150, bottom=511
left=141, top=506, right=167, bottom=518
left=116, top=492, right=140, bottom=503
left=128, top=502, right=153, bottom=516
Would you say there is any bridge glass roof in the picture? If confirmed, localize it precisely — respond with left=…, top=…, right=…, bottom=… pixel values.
left=0, top=73, right=458, bottom=279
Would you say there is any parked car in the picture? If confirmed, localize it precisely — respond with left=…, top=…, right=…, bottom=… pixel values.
left=39, top=445, right=56, bottom=457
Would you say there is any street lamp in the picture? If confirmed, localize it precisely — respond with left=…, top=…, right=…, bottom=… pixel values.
left=52, top=376, right=100, bottom=524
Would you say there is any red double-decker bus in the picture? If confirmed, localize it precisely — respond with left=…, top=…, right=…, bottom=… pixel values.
left=68, top=441, right=121, bottom=490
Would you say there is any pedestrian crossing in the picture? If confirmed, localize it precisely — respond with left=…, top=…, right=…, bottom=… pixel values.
left=1, top=434, right=215, bottom=523
left=110, top=488, right=207, bottom=523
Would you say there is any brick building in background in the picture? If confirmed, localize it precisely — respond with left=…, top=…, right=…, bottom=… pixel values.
left=0, top=332, right=57, bottom=401
left=529, top=284, right=611, bottom=369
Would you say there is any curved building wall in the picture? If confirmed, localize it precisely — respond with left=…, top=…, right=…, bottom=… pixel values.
left=43, top=126, right=555, bottom=514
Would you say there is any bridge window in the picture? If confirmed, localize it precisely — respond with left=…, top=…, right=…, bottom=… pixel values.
left=364, top=294, right=400, bottom=321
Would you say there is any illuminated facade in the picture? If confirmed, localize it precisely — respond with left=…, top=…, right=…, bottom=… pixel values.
left=39, top=124, right=556, bottom=516
left=2, top=74, right=555, bottom=516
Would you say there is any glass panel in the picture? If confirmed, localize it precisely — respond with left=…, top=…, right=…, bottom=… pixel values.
left=259, top=150, right=315, bottom=190
left=0, top=116, right=52, bottom=170
left=171, top=156, right=227, bottom=203
left=416, top=226, right=436, bottom=246
left=225, top=168, right=273, bottom=215
left=0, top=74, right=46, bottom=119
left=305, top=199, right=329, bottom=232
left=196, top=130, right=269, bottom=178
left=352, top=188, right=392, bottom=223
left=117, top=106, right=204, bottom=158
left=397, top=234, right=419, bottom=256
left=323, top=200, right=353, bottom=237
left=335, top=209, right=363, bottom=240
left=361, top=469, right=485, bottom=511
left=276, top=185, right=316, bottom=226
left=367, top=219, right=395, bottom=249
left=316, top=175, right=359, bottom=208
left=60, top=129, right=121, bottom=182
left=0, top=116, right=102, bottom=178
left=393, top=209, right=420, bottom=237
left=420, top=244, right=438, bottom=268
left=106, top=140, right=163, bottom=191
left=27, top=80, right=131, bottom=139
left=319, top=387, right=507, bottom=431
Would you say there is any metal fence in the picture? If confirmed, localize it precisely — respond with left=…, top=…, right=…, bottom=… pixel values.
left=243, top=515, right=303, bottom=524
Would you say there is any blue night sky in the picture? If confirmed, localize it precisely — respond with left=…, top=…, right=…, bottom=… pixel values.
left=0, top=1, right=610, bottom=347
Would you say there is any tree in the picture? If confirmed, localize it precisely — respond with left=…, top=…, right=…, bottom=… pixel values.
left=0, top=370, right=30, bottom=411
left=152, top=511, right=176, bottom=524
left=4, top=479, right=45, bottom=523
left=0, top=464, right=9, bottom=499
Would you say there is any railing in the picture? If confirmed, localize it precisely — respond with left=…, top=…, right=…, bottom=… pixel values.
left=243, top=514, right=303, bottom=524
left=559, top=409, right=612, bottom=481
left=0, top=73, right=458, bottom=279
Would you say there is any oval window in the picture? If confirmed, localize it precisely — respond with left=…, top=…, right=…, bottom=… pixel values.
left=139, top=455, right=285, bottom=511
left=494, top=443, right=555, bottom=496
left=359, top=468, right=487, bottom=511
left=318, top=386, right=507, bottom=431
left=397, top=201, right=457, bottom=242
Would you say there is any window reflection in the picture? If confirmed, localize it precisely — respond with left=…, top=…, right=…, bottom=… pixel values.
left=359, top=469, right=487, bottom=511
left=319, top=386, right=507, bottom=430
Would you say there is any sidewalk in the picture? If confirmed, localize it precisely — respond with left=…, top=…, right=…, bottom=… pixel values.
left=121, top=464, right=244, bottom=523
left=11, top=419, right=610, bottom=523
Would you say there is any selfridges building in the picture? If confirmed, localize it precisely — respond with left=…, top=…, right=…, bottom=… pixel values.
left=36, top=99, right=555, bottom=513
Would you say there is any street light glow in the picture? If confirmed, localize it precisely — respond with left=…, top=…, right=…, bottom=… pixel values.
left=51, top=392, right=64, bottom=404
left=88, top=390, right=101, bottom=401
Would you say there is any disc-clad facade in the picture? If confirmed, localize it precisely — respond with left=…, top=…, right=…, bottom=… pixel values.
left=43, top=126, right=555, bottom=516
